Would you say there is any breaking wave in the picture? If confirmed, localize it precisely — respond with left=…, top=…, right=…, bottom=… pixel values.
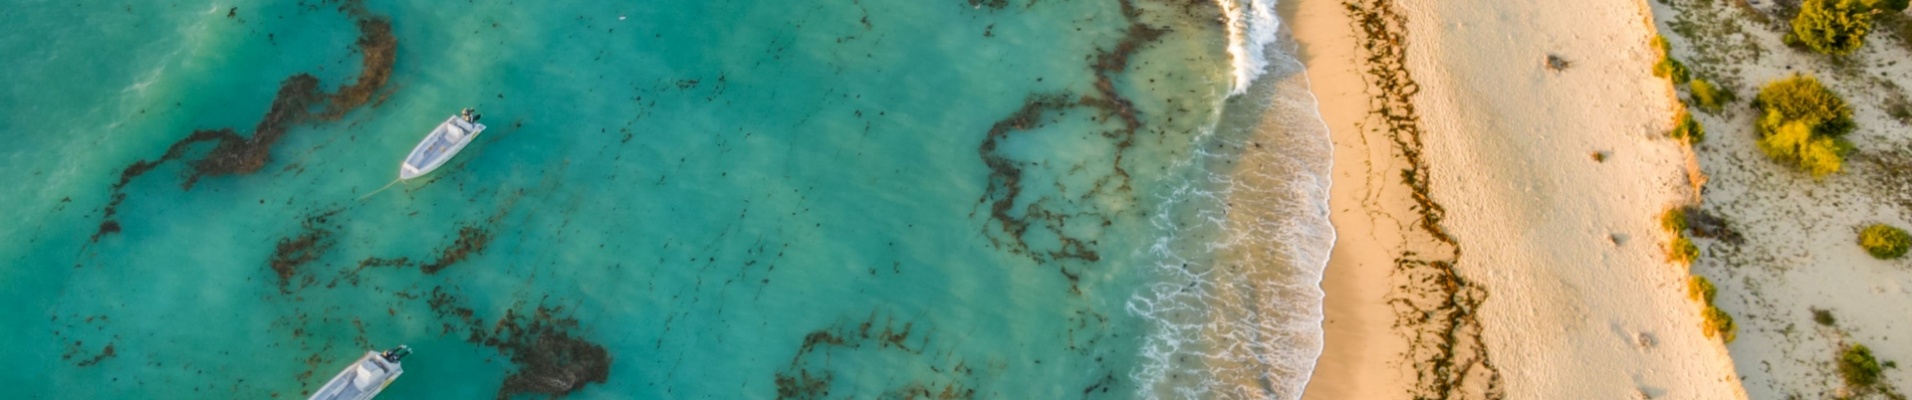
left=1128, top=1, right=1335, bottom=398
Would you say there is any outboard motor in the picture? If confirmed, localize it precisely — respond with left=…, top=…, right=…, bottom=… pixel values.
left=380, top=345, right=411, bottom=363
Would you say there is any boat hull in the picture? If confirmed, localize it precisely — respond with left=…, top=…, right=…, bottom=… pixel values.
left=306, top=351, right=403, bottom=400
left=399, top=115, right=486, bottom=180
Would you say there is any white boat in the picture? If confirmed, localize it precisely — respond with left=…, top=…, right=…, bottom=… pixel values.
left=400, top=111, right=486, bottom=180
left=307, top=346, right=410, bottom=400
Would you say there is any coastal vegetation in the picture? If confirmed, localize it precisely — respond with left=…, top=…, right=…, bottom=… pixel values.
left=1839, top=344, right=1884, bottom=390
left=1754, top=74, right=1855, bottom=178
left=1649, top=0, right=1912, bottom=393
left=1666, top=205, right=1734, bottom=342
left=1686, top=274, right=1717, bottom=302
left=1689, top=79, right=1735, bottom=113
left=1671, top=106, right=1707, bottom=144
left=1788, top=0, right=1876, bottom=55
left=1652, top=36, right=1692, bottom=84
left=1831, top=341, right=1907, bottom=400
left=1663, top=207, right=1702, bottom=264
left=1860, top=223, right=1912, bottom=259
left=1653, top=37, right=1714, bottom=144
left=1687, top=275, right=1737, bottom=342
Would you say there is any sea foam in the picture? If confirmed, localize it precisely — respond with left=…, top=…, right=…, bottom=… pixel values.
left=1128, top=0, right=1335, bottom=397
left=1219, top=0, right=1281, bottom=95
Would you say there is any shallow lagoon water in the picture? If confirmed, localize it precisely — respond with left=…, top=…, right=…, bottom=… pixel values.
left=0, top=0, right=1329, bottom=398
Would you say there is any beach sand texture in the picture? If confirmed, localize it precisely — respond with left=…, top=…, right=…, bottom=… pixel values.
left=1293, top=0, right=1750, bottom=397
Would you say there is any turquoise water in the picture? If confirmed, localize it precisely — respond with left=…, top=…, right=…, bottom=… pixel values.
left=0, top=0, right=1329, bottom=399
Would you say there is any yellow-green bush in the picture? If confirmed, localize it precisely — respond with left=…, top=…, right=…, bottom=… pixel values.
left=1688, top=275, right=1736, bottom=342
left=1661, top=207, right=1690, bottom=233
left=1655, top=58, right=1691, bottom=84
left=1790, top=0, right=1876, bottom=56
left=1662, top=207, right=1700, bottom=265
left=1703, top=305, right=1737, bottom=342
left=1756, top=75, right=1855, bottom=134
left=1689, top=79, right=1734, bottom=112
left=1754, top=75, right=1855, bottom=177
left=1651, top=36, right=1691, bottom=84
left=1687, top=275, right=1718, bottom=302
left=1841, top=344, right=1884, bottom=388
left=1757, top=119, right=1850, bottom=177
left=1671, top=106, right=1706, bottom=144
left=1668, top=235, right=1700, bottom=265
left=1859, top=223, right=1912, bottom=259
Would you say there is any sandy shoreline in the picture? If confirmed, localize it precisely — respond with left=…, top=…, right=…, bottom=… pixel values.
left=1280, top=0, right=1414, bottom=397
left=1288, top=0, right=1748, bottom=397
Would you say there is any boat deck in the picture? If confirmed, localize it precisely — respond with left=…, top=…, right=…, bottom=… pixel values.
left=307, top=351, right=402, bottom=400
left=404, top=118, right=475, bottom=170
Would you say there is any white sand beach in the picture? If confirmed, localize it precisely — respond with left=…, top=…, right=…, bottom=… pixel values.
left=1288, top=0, right=1753, bottom=397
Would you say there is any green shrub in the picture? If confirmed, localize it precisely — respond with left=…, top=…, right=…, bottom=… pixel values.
left=1663, top=207, right=1701, bottom=265
left=1757, top=119, right=1851, bottom=177
left=1651, top=35, right=1691, bottom=84
left=1860, top=223, right=1912, bottom=259
left=1755, top=75, right=1856, bottom=177
left=1685, top=273, right=1735, bottom=342
left=1669, top=235, right=1701, bottom=265
left=1756, top=75, right=1855, bottom=136
left=1690, top=79, right=1735, bottom=112
left=1687, top=274, right=1735, bottom=342
left=1654, top=57, right=1691, bottom=85
left=1671, top=107, right=1706, bottom=144
left=1841, top=344, right=1885, bottom=389
left=1688, top=275, right=1719, bottom=302
left=1814, top=308, right=1838, bottom=326
left=1792, top=0, right=1876, bottom=56
left=1661, top=207, right=1690, bottom=233
left=1702, top=305, right=1737, bottom=342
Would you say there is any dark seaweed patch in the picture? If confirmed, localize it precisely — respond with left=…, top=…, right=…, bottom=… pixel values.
left=268, top=209, right=343, bottom=294
left=966, top=0, right=1010, bottom=10
left=424, top=287, right=611, bottom=399
left=55, top=315, right=119, bottom=368
left=73, top=343, right=117, bottom=367
left=332, top=223, right=493, bottom=280
left=495, top=329, right=611, bottom=399
left=270, top=228, right=332, bottom=293
left=52, top=315, right=115, bottom=368
left=972, top=1, right=1165, bottom=289
left=976, top=94, right=1075, bottom=256
left=419, top=226, right=493, bottom=274
left=322, top=9, right=397, bottom=120
left=1345, top=0, right=1503, bottom=397
left=93, top=0, right=396, bottom=241
left=774, top=312, right=975, bottom=400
